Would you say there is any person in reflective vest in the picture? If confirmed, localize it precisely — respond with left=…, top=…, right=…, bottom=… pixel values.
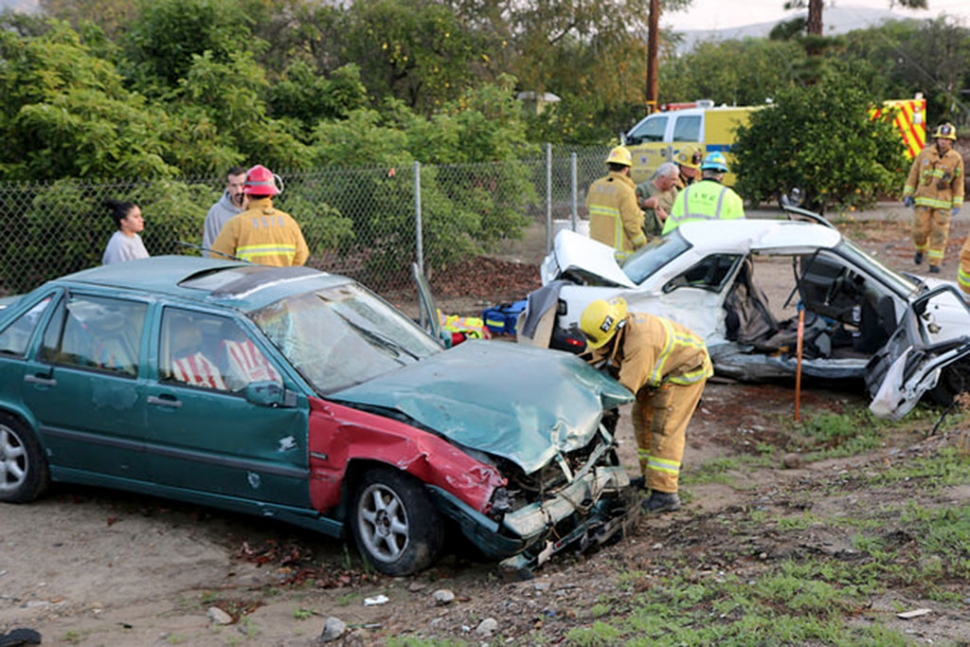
left=662, top=152, right=745, bottom=235
left=580, top=298, right=712, bottom=514
left=586, top=146, right=647, bottom=260
left=905, top=123, right=964, bottom=275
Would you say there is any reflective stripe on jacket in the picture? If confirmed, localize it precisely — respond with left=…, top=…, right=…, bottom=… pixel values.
left=586, top=172, right=647, bottom=258
left=662, top=179, right=745, bottom=235
left=904, top=146, right=964, bottom=210
left=617, top=312, right=713, bottom=393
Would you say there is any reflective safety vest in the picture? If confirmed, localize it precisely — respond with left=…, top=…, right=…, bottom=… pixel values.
left=586, top=172, right=647, bottom=259
left=616, top=312, right=712, bottom=393
left=662, top=179, right=745, bottom=235
left=172, top=352, right=226, bottom=390
left=903, top=145, right=964, bottom=211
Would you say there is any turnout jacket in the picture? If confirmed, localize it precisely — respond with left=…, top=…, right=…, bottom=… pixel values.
left=904, top=145, right=964, bottom=211
left=615, top=312, right=713, bottom=393
left=211, top=197, right=309, bottom=267
left=586, top=171, right=647, bottom=257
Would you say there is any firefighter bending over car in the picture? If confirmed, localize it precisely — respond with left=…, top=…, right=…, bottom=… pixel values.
left=586, top=146, right=647, bottom=260
left=903, top=122, right=964, bottom=276
left=581, top=298, right=712, bottom=514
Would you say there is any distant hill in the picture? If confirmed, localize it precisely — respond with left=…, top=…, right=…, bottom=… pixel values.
left=0, top=0, right=38, bottom=12
left=671, top=5, right=925, bottom=52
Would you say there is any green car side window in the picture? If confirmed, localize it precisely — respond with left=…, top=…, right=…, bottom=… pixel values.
left=159, top=308, right=281, bottom=393
left=40, top=295, right=146, bottom=377
left=0, top=297, right=52, bottom=357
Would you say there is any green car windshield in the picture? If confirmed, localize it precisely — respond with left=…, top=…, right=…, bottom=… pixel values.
left=251, top=284, right=442, bottom=395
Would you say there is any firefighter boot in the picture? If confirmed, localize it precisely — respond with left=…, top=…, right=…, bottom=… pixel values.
left=641, top=491, right=681, bottom=514
left=914, top=252, right=923, bottom=265
left=930, top=265, right=941, bottom=274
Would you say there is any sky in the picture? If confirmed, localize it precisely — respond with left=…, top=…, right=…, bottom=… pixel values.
left=663, top=0, right=970, bottom=32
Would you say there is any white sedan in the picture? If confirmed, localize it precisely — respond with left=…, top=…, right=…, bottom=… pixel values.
left=526, top=217, right=970, bottom=420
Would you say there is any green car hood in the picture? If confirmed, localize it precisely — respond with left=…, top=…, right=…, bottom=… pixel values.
left=331, top=340, right=633, bottom=474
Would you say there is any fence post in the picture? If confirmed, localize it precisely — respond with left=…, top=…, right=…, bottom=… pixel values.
left=414, top=160, right=423, bottom=273
left=571, top=152, right=578, bottom=232
left=545, top=143, right=553, bottom=254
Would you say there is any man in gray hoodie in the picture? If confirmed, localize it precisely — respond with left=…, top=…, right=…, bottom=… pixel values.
left=202, top=166, right=247, bottom=257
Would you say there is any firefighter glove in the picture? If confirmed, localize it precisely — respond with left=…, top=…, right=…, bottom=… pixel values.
left=953, top=207, right=961, bottom=217
left=904, top=196, right=915, bottom=208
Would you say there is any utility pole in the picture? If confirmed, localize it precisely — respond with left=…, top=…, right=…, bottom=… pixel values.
left=645, top=0, right=659, bottom=113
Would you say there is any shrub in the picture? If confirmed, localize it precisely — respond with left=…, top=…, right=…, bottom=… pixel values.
left=733, top=73, right=908, bottom=212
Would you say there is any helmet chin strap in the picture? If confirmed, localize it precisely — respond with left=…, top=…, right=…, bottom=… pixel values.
left=603, top=319, right=627, bottom=371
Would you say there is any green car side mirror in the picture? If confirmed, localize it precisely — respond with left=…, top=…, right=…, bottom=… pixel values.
left=245, top=380, right=297, bottom=408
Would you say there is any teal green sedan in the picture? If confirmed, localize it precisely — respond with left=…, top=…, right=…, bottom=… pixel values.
left=0, top=257, right=635, bottom=576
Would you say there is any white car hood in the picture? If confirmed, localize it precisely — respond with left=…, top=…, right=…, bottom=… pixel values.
left=541, top=230, right=635, bottom=287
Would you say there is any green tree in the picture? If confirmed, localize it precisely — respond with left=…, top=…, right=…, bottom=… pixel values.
left=732, top=72, right=908, bottom=212
left=121, top=0, right=259, bottom=94
left=39, top=0, right=137, bottom=39
left=659, top=37, right=805, bottom=106
left=171, top=49, right=312, bottom=174
left=336, top=0, right=486, bottom=114
left=0, top=20, right=178, bottom=181
left=266, top=62, right=369, bottom=133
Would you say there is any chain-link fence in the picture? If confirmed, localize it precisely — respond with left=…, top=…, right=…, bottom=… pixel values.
left=0, top=145, right=611, bottom=301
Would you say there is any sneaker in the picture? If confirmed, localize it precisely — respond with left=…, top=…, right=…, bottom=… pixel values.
left=929, top=265, right=941, bottom=274
left=640, top=491, right=681, bottom=514
left=914, top=252, right=924, bottom=265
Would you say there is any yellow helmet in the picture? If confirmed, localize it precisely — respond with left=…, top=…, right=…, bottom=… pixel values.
left=675, top=145, right=702, bottom=170
left=606, top=146, right=633, bottom=167
left=580, top=298, right=628, bottom=349
left=933, top=123, right=957, bottom=141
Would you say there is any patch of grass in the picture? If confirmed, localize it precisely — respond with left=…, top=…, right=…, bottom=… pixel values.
left=590, top=602, right=612, bottom=617
left=292, top=607, right=314, bottom=620
left=564, top=620, right=623, bottom=646
left=774, top=511, right=825, bottom=531
left=683, top=456, right=742, bottom=486
left=794, top=410, right=887, bottom=459
left=386, top=638, right=466, bottom=647
left=335, top=592, right=360, bottom=606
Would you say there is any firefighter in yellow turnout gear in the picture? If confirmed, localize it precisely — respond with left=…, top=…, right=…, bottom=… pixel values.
left=586, top=146, right=647, bottom=260
left=212, top=164, right=310, bottom=267
left=581, top=298, right=712, bottom=514
left=904, top=123, right=964, bottom=274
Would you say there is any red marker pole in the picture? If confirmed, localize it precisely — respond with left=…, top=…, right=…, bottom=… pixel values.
left=795, top=303, right=805, bottom=422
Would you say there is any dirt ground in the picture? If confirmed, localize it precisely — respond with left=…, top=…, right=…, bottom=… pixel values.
left=2, top=206, right=969, bottom=646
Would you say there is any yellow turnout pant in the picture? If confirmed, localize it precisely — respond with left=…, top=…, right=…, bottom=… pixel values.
left=912, top=206, right=951, bottom=268
left=632, top=379, right=706, bottom=494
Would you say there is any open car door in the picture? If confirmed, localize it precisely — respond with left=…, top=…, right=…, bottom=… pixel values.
left=866, top=284, right=970, bottom=420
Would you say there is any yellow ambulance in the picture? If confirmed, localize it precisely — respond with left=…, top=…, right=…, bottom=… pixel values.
left=623, top=96, right=926, bottom=187
left=622, top=100, right=761, bottom=186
